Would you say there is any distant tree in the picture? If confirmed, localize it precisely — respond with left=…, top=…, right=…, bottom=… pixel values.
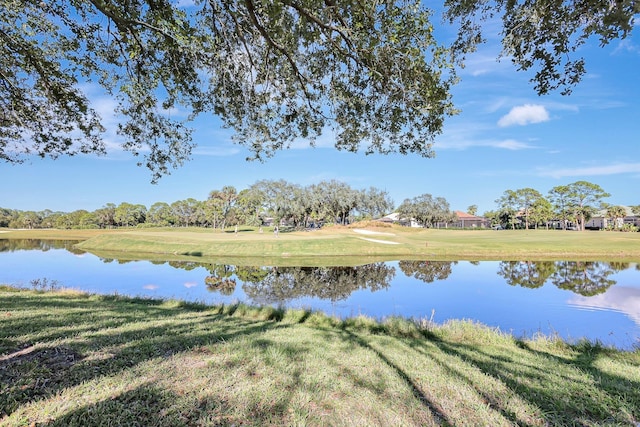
left=529, top=197, right=554, bottom=229
left=397, top=194, right=454, bottom=228
left=11, top=211, right=42, bottom=229
left=78, top=211, right=99, bottom=229
left=203, top=197, right=224, bottom=229
left=250, top=179, right=302, bottom=225
left=235, top=188, right=264, bottom=227
left=147, top=202, right=175, bottom=226
left=495, top=190, right=519, bottom=229
left=435, top=197, right=458, bottom=227
left=0, top=208, right=17, bottom=228
left=288, top=186, right=314, bottom=228
left=171, top=199, right=201, bottom=227
left=482, top=210, right=501, bottom=228
left=309, top=180, right=358, bottom=225
left=357, top=187, right=395, bottom=220
left=114, top=202, right=147, bottom=227
left=208, top=186, right=238, bottom=230
left=94, top=203, right=117, bottom=229
left=630, top=205, right=640, bottom=216
left=514, top=188, right=543, bottom=230
left=54, top=210, right=92, bottom=229
left=467, top=205, right=478, bottom=216
left=40, top=211, right=62, bottom=229
left=566, top=181, right=610, bottom=231
left=548, top=185, right=573, bottom=230
left=53, top=213, right=72, bottom=229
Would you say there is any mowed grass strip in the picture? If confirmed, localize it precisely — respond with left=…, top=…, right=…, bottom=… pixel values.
left=65, top=226, right=640, bottom=261
left=4, top=226, right=640, bottom=263
left=1, top=287, right=639, bottom=426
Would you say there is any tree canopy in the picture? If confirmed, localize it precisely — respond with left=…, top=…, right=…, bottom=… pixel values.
left=2, top=0, right=455, bottom=181
left=445, top=0, right=639, bottom=95
left=2, top=0, right=638, bottom=181
left=397, top=193, right=456, bottom=228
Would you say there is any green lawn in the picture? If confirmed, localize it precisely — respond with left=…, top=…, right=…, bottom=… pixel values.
left=1, top=287, right=638, bottom=426
left=3, top=225, right=640, bottom=264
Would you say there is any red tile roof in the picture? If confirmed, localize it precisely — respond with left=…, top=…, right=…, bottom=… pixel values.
left=455, top=211, right=485, bottom=220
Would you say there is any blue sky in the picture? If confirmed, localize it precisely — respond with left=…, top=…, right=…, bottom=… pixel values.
left=2, top=12, right=639, bottom=216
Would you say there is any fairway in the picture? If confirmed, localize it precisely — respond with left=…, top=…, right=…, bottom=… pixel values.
left=4, top=226, right=640, bottom=264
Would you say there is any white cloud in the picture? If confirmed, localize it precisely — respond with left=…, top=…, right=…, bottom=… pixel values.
left=462, top=54, right=508, bottom=77
left=538, top=162, right=640, bottom=178
left=613, top=39, right=640, bottom=55
left=436, top=117, right=537, bottom=151
left=192, top=146, right=241, bottom=157
left=437, top=136, right=536, bottom=151
left=498, top=104, right=550, bottom=127
left=288, top=129, right=336, bottom=150
left=493, top=139, right=535, bottom=150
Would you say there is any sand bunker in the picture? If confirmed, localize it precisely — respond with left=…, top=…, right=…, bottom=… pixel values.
left=352, top=228, right=395, bottom=236
left=357, top=237, right=400, bottom=245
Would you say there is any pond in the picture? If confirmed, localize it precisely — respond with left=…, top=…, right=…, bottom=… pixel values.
left=1, top=239, right=639, bottom=350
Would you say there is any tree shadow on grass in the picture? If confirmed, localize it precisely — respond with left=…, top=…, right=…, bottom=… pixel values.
left=0, top=294, right=205, bottom=353
left=341, top=329, right=453, bottom=426
left=4, top=290, right=639, bottom=426
left=40, top=374, right=300, bottom=427
left=1, top=293, right=293, bottom=418
left=419, top=338, right=640, bottom=426
left=41, top=384, right=190, bottom=427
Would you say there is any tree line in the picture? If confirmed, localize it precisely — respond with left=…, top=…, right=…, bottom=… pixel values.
left=484, top=181, right=639, bottom=231
left=0, top=179, right=394, bottom=230
left=2, top=179, right=637, bottom=232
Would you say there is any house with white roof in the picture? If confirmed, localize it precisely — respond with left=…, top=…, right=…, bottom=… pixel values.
left=584, top=206, right=639, bottom=230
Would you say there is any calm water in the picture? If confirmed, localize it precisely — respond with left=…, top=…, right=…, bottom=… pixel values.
left=2, top=239, right=639, bottom=350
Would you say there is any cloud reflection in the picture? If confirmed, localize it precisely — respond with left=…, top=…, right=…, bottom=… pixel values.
left=569, top=286, right=640, bottom=326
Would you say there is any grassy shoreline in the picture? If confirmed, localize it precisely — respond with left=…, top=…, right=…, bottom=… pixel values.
left=3, top=226, right=640, bottom=263
left=1, top=287, right=638, bottom=426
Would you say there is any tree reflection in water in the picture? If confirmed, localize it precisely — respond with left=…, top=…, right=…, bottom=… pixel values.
left=143, top=262, right=396, bottom=303
left=240, top=263, right=396, bottom=305
left=498, top=261, right=619, bottom=296
left=551, top=261, right=617, bottom=296
left=5, top=238, right=628, bottom=301
left=0, top=239, right=84, bottom=254
left=106, top=258, right=627, bottom=300
left=497, top=261, right=556, bottom=289
left=204, top=264, right=237, bottom=296
left=398, top=260, right=457, bottom=284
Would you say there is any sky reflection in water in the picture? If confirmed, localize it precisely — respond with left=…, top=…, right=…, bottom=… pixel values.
left=1, top=239, right=639, bottom=350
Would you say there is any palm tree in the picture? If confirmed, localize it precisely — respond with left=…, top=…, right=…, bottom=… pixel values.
left=606, top=205, right=627, bottom=230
